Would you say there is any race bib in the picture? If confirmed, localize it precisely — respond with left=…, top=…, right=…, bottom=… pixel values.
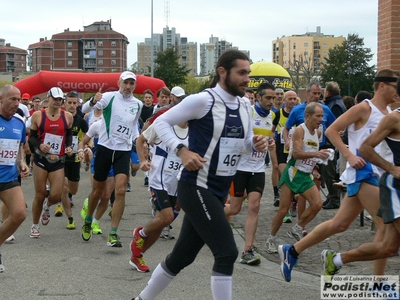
left=216, top=137, right=243, bottom=176
left=0, top=138, right=20, bottom=166
left=43, top=133, right=63, bottom=155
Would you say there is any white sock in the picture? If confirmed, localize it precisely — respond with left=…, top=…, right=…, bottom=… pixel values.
left=93, top=217, right=98, bottom=223
left=139, top=228, right=147, bottom=238
left=211, top=275, right=232, bottom=300
left=269, top=234, right=276, bottom=240
left=138, top=263, right=175, bottom=300
left=333, top=253, right=343, bottom=267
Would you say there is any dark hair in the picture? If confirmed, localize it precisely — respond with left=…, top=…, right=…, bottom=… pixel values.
left=257, top=81, right=275, bottom=96
left=210, top=49, right=249, bottom=88
left=143, top=89, right=154, bottom=97
left=373, top=69, right=400, bottom=92
left=342, top=96, right=355, bottom=109
left=66, top=92, right=78, bottom=98
left=355, top=90, right=372, bottom=103
left=156, top=87, right=170, bottom=97
left=245, top=88, right=254, bottom=94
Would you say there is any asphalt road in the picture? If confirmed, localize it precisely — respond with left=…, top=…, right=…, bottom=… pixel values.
left=0, top=167, right=321, bottom=300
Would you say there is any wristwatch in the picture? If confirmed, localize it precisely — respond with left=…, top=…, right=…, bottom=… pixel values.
left=174, top=143, right=186, bottom=155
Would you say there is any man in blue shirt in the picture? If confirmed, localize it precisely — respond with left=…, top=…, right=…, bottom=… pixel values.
left=0, top=85, right=30, bottom=272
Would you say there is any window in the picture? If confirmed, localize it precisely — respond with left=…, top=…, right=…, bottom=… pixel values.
left=111, top=60, right=116, bottom=65
left=98, top=50, right=103, bottom=56
left=111, top=41, right=116, bottom=46
left=68, top=60, right=73, bottom=66
left=98, top=41, right=103, bottom=46
left=98, top=59, right=103, bottom=65
left=68, top=51, right=72, bottom=57
left=111, top=50, right=116, bottom=56
left=304, top=51, right=308, bottom=56
left=323, top=52, right=328, bottom=57
left=323, top=43, right=328, bottom=48
left=67, top=42, right=72, bottom=48
left=293, top=43, right=296, bottom=49
left=304, top=42, right=308, bottom=47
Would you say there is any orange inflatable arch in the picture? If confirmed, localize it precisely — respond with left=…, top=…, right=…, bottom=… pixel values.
left=14, top=70, right=166, bottom=103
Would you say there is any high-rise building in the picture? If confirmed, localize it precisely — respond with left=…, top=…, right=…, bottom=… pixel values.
left=137, top=26, right=198, bottom=77
left=28, top=20, right=129, bottom=73
left=272, top=26, right=345, bottom=74
left=199, top=35, right=249, bottom=76
left=0, top=38, right=28, bottom=79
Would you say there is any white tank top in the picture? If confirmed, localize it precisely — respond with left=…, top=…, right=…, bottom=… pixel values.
left=340, top=99, right=392, bottom=183
left=287, top=123, right=319, bottom=173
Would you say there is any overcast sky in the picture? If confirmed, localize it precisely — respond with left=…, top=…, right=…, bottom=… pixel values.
left=2, top=0, right=378, bottom=69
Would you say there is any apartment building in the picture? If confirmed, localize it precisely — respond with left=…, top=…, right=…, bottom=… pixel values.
left=28, top=20, right=129, bottom=73
left=272, top=26, right=345, bottom=74
left=0, top=38, right=28, bottom=80
left=137, top=26, right=198, bottom=76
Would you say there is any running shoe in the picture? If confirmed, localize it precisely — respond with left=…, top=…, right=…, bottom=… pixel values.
left=41, top=199, right=50, bottom=226
left=92, top=221, right=102, bottom=234
left=108, top=208, right=112, bottom=218
left=80, top=198, right=89, bottom=220
left=283, top=213, right=292, bottom=223
left=290, top=199, right=297, bottom=217
left=126, top=183, right=131, bottom=192
left=107, top=232, right=122, bottom=247
left=278, top=244, right=298, bottom=282
left=5, top=235, right=15, bottom=243
left=131, top=227, right=145, bottom=257
left=239, top=248, right=261, bottom=265
left=129, top=255, right=150, bottom=273
left=321, top=249, right=341, bottom=276
left=0, top=254, right=4, bottom=273
left=144, top=176, right=149, bottom=186
left=273, top=195, right=280, bottom=207
left=266, top=238, right=278, bottom=253
left=287, top=226, right=303, bottom=241
left=159, top=225, right=174, bottom=240
left=30, top=224, right=41, bottom=238
left=81, top=222, right=92, bottom=241
left=55, top=204, right=63, bottom=217
left=66, top=218, right=76, bottom=230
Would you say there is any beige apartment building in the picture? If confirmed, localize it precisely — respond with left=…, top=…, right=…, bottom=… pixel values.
left=272, top=26, right=345, bottom=74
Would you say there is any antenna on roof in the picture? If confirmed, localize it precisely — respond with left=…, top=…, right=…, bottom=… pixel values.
left=164, top=1, right=170, bottom=27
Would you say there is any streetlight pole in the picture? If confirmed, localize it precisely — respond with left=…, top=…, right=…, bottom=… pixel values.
left=347, top=61, right=351, bottom=96
left=150, top=0, right=154, bottom=77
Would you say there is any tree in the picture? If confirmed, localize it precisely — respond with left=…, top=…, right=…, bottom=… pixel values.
left=286, top=53, right=321, bottom=93
left=320, top=33, right=376, bottom=96
left=154, top=47, right=190, bottom=88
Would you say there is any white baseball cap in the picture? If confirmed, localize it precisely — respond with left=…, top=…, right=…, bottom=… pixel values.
left=47, top=87, right=64, bottom=99
left=171, top=86, right=185, bottom=97
left=120, top=71, right=136, bottom=81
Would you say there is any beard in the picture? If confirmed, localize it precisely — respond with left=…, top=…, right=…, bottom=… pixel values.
left=224, top=71, right=245, bottom=97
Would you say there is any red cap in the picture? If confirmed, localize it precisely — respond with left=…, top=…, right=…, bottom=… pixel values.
left=22, top=93, right=31, bottom=100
